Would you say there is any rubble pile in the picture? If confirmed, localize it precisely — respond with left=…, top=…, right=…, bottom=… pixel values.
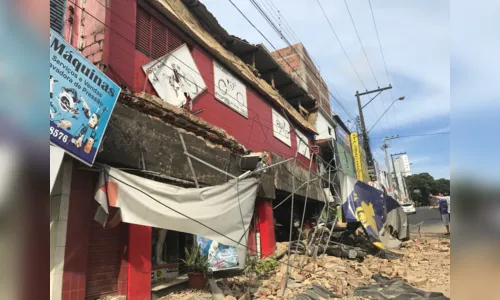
left=162, top=234, right=450, bottom=299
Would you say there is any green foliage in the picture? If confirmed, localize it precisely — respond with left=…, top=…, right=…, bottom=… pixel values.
left=244, top=256, right=279, bottom=276
left=180, top=244, right=210, bottom=274
left=404, top=173, right=450, bottom=206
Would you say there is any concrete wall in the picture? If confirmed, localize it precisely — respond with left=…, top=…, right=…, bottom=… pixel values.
left=50, top=159, right=73, bottom=300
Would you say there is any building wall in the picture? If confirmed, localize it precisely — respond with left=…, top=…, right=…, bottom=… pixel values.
left=107, top=1, right=315, bottom=168
left=271, top=43, right=330, bottom=114
left=315, top=110, right=336, bottom=141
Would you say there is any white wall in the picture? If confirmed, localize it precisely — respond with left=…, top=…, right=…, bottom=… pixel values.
left=315, top=110, right=336, bottom=141
left=50, top=159, right=73, bottom=300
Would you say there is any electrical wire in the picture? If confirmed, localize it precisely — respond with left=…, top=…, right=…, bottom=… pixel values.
left=343, top=0, right=380, bottom=88
left=370, top=132, right=450, bottom=140
left=315, top=0, right=368, bottom=91
left=100, top=164, right=346, bottom=287
left=229, top=0, right=358, bottom=122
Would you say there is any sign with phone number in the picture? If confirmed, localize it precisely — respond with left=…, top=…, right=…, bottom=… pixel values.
left=49, top=29, right=120, bottom=166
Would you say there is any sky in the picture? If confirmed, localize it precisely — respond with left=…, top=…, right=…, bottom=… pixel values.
left=202, top=0, right=451, bottom=179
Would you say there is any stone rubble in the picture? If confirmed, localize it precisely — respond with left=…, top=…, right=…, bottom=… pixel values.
left=161, top=233, right=450, bottom=299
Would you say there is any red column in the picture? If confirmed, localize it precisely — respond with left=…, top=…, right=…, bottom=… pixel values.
left=128, top=224, right=152, bottom=300
left=247, top=216, right=257, bottom=256
left=257, top=200, right=276, bottom=257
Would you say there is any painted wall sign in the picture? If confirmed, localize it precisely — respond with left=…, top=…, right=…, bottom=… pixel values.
left=142, top=44, right=206, bottom=109
left=197, top=236, right=239, bottom=272
left=272, top=109, right=291, bottom=147
left=49, top=29, right=121, bottom=166
left=295, top=129, right=310, bottom=159
left=213, top=61, right=248, bottom=117
left=350, top=133, right=364, bottom=182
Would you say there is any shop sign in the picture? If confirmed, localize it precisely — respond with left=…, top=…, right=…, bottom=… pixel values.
left=142, top=44, right=206, bottom=108
left=197, top=236, right=239, bottom=272
left=295, top=129, right=310, bottom=159
left=272, top=108, right=291, bottom=146
left=49, top=29, right=121, bottom=166
left=214, top=61, right=248, bottom=117
left=350, top=133, right=364, bottom=181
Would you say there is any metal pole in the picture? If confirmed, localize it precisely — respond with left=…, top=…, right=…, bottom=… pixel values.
left=283, top=156, right=298, bottom=297
left=184, top=152, right=236, bottom=179
left=383, top=140, right=392, bottom=192
left=391, top=155, right=401, bottom=200
left=179, top=133, right=200, bottom=188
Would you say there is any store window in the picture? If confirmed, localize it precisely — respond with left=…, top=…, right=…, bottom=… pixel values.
left=151, top=228, right=194, bottom=286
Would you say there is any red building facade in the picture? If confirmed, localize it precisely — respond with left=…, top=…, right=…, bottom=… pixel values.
left=50, top=1, right=321, bottom=299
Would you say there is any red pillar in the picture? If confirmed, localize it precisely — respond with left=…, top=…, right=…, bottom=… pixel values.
left=128, top=225, right=152, bottom=300
left=257, top=200, right=276, bottom=257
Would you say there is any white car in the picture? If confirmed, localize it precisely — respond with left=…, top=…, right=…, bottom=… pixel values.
left=402, top=202, right=416, bottom=214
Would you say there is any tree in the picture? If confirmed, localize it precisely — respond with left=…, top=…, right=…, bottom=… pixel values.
left=404, top=173, right=450, bottom=206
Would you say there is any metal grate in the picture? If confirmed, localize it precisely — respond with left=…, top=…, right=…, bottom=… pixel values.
left=135, top=4, right=185, bottom=58
left=136, top=6, right=151, bottom=57
left=50, top=0, right=67, bottom=34
left=151, top=17, right=167, bottom=59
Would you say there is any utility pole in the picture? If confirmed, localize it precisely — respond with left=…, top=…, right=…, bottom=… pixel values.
left=381, top=135, right=399, bottom=193
left=356, top=85, right=392, bottom=167
left=391, top=152, right=407, bottom=201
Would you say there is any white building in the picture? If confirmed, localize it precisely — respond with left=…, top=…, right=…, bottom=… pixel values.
left=314, top=107, right=336, bottom=142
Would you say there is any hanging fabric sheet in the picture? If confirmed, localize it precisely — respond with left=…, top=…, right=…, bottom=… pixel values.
left=94, top=166, right=258, bottom=249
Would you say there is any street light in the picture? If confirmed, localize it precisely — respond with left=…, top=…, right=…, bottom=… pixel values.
left=367, top=96, right=405, bottom=134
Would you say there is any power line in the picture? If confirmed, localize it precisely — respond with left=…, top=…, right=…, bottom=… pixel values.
left=343, top=0, right=380, bottom=87
left=315, top=0, right=368, bottom=91
left=237, top=0, right=358, bottom=122
left=370, top=132, right=450, bottom=140
left=368, top=0, right=391, bottom=86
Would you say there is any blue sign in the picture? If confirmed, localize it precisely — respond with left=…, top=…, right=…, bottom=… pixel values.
left=342, top=180, right=387, bottom=249
left=196, top=236, right=239, bottom=272
left=49, top=29, right=120, bottom=166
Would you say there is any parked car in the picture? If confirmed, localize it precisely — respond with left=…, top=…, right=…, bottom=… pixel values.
left=402, top=202, right=416, bottom=214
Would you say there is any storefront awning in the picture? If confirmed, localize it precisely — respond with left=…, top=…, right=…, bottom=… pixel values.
left=94, top=166, right=258, bottom=248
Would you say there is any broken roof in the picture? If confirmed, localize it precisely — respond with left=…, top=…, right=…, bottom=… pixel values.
left=148, top=0, right=317, bottom=134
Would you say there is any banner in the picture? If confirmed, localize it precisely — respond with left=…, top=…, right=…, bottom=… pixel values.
left=197, top=236, right=239, bottom=272
left=350, top=133, right=364, bottom=181
left=341, top=174, right=409, bottom=250
left=49, top=29, right=121, bottom=166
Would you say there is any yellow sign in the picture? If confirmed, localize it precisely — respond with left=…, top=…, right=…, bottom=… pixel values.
left=350, top=133, right=364, bottom=181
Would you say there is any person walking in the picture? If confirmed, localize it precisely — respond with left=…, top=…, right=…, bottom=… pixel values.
left=431, top=193, right=450, bottom=235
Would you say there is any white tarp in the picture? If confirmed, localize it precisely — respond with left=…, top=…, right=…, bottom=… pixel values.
left=50, top=145, right=65, bottom=194
left=94, top=166, right=258, bottom=248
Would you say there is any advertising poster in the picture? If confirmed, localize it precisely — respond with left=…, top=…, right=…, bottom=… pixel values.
left=196, top=236, right=239, bottom=272
left=49, top=29, right=121, bottom=166
left=350, top=133, right=364, bottom=181
left=142, top=44, right=206, bottom=108
left=214, top=61, right=248, bottom=117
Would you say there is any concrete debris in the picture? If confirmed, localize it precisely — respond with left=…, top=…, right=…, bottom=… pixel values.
left=162, top=234, right=449, bottom=299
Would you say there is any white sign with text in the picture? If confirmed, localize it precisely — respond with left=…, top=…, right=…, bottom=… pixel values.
left=272, top=109, right=291, bottom=147
left=295, top=129, right=310, bottom=159
left=213, top=61, right=248, bottom=117
left=142, top=44, right=206, bottom=108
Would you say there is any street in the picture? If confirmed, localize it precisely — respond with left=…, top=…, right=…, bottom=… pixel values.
left=408, top=206, right=447, bottom=234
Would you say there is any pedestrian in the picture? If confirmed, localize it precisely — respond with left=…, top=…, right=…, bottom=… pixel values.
left=430, top=193, right=450, bottom=235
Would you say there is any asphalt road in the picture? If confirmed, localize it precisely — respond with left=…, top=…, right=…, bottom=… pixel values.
left=407, top=206, right=447, bottom=234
